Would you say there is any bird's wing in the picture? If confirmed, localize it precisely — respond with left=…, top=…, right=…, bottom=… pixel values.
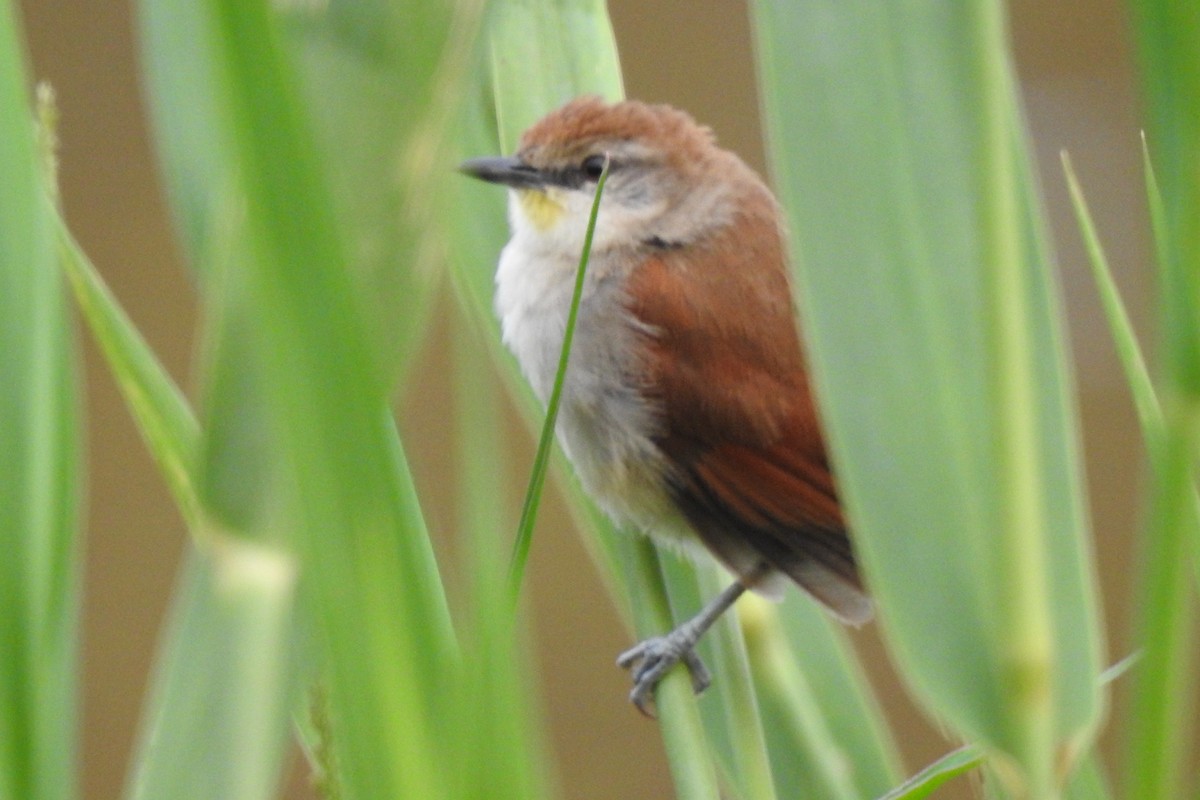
left=627, top=203, right=871, bottom=623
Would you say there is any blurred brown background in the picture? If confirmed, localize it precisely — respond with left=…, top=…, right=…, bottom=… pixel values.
left=18, top=1, right=1148, bottom=797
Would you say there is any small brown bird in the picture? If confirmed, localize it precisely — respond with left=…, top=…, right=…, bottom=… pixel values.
left=462, top=97, right=871, bottom=713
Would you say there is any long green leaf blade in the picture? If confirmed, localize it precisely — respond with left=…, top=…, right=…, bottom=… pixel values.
left=1060, top=152, right=1163, bottom=447
left=752, top=2, right=1103, bottom=791
left=0, top=6, right=80, bottom=800
left=281, top=0, right=484, bottom=376
left=197, top=1, right=462, bottom=797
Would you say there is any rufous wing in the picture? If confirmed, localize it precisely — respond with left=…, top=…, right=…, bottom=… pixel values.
left=628, top=192, right=872, bottom=624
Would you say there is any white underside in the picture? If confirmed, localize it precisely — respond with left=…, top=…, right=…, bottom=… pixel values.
left=494, top=191, right=705, bottom=557
left=494, top=187, right=785, bottom=597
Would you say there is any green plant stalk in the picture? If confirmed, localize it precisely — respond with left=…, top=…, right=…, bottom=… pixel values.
left=740, top=598, right=860, bottom=800
left=1124, top=403, right=1199, bottom=800
left=508, top=155, right=611, bottom=606
left=971, top=3, right=1055, bottom=793
left=748, top=592, right=902, bottom=798
left=625, top=540, right=722, bottom=800
left=695, top=569, right=777, bottom=800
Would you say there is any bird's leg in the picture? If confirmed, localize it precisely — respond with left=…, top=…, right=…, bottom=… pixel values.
left=617, top=566, right=768, bottom=716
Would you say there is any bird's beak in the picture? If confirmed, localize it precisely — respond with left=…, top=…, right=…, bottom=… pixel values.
left=459, top=156, right=547, bottom=189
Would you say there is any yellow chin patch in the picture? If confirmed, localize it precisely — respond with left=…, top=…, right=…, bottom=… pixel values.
left=516, top=188, right=566, bottom=231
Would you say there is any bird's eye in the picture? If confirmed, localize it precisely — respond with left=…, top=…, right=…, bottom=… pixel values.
left=581, top=154, right=609, bottom=180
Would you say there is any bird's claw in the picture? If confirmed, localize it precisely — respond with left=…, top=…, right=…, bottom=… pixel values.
left=617, top=634, right=712, bottom=717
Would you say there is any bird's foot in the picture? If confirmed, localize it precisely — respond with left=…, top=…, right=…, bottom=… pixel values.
left=616, top=630, right=711, bottom=717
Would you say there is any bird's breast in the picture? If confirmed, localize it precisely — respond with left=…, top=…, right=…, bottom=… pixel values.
left=494, top=234, right=696, bottom=546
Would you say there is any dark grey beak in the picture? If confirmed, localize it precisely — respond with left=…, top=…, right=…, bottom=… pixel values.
left=459, top=156, right=546, bottom=189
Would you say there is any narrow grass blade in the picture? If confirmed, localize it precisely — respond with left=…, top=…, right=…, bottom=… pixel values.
left=0, top=6, right=80, bottom=799
left=1129, top=4, right=1200, bottom=390
left=1140, top=130, right=1200, bottom=586
left=508, top=157, right=610, bottom=604
left=752, top=2, right=1102, bottom=791
left=125, top=543, right=299, bottom=800
left=1123, top=397, right=1199, bottom=800
left=177, top=0, right=461, bottom=796
left=1060, top=151, right=1163, bottom=447
left=876, top=745, right=983, bottom=800
left=640, top=555, right=776, bottom=800
left=57, top=224, right=201, bottom=526
left=135, top=0, right=234, bottom=280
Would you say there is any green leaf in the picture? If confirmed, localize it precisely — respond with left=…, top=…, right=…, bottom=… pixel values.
left=1060, top=151, right=1163, bottom=448
left=125, top=544, right=299, bottom=800
left=279, top=0, right=486, bottom=376
left=136, top=0, right=236, bottom=279
left=144, top=0, right=464, bottom=797
left=693, top=567, right=776, bottom=800
left=1128, top=0, right=1200, bottom=396
left=876, top=745, right=983, bottom=800
left=486, top=0, right=624, bottom=152
left=219, top=8, right=453, bottom=798
left=57, top=225, right=201, bottom=527
left=1124, top=5, right=1200, bottom=798
left=0, top=6, right=80, bottom=799
left=752, top=2, right=1103, bottom=792
left=624, top=543, right=722, bottom=800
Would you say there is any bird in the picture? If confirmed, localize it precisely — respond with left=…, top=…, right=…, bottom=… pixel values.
left=460, top=96, right=872, bottom=714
